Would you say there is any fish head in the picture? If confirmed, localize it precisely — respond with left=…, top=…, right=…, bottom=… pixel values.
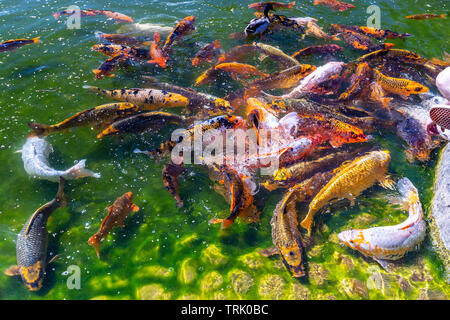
left=337, top=229, right=367, bottom=251
left=405, top=83, right=429, bottom=94
left=223, top=115, right=245, bottom=129
left=333, top=121, right=367, bottom=146
left=279, top=243, right=305, bottom=277
left=213, top=98, right=233, bottom=114
left=124, top=191, right=134, bottom=201
left=184, top=16, right=195, bottom=23
left=374, top=150, right=391, bottom=164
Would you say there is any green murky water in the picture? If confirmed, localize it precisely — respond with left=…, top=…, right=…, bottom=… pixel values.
left=0, top=0, right=449, bottom=300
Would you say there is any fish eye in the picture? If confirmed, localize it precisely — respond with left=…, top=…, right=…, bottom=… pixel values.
left=414, top=87, right=422, bottom=92
left=289, top=251, right=294, bottom=256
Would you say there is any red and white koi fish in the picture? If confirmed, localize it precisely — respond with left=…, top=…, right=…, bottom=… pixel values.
left=338, top=177, right=426, bottom=269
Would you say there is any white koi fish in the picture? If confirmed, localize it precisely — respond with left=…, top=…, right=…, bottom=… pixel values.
left=21, top=137, right=100, bottom=182
left=281, top=61, right=344, bottom=99
left=338, top=177, right=426, bottom=269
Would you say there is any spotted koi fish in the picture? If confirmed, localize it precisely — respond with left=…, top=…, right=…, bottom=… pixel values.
left=209, top=166, right=257, bottom=229
left=162, top=16, right=196, bottom=57
left=292, top=44, right=343, bottom=60
left=162, top=162, right=185, bottom=208
left=92, top=43, right=150, bottom=60
left=97, top=111, right=185, bottom=138
left=93, top=53, right=128, bottom=79
left=373, top=68, right=429, bottom=97
left=0, top=37, right=39, bottom=52
left=88, top=192, right=139, bottom=258
left=192, top=40, right=221, bottom=66
left=336, top=25, right=411, bottom=39
left=313, top=0, right=355, bottom=11
left=83, top=85, right=189, bottom=110
left=305, top=21, right=340, bottom=41
left=249, top=1, right=295, bottom=11
left=338, top=177, right=426, bottom=269
left=4, top=177, right=66, bottom=291
left=300, top=150, right=394, bottom=235
left=406, top=13, right=446, bottom=20
left=147, top=32, right=167, bottom=68
left=28, top=102, right=144, bottom=137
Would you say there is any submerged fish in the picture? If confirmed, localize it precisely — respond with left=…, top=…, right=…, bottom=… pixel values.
left=253, top=42, right=300, bottom=68
left=162, top=162, right=185, bottom=208
left=313, top=0, right=355, bottom=12
left=249, top=1, right=295, bottom=11
left=292, top=44, right=343, bottom=59
left=373, top=68, right=429, bottom=98
left=194, top=66, right=221, bottom=86
left=192, top=40, right=221, bottom=66
left=397, top=116, right=434, bottom=162
left=83, top=85, right=189, bottom=110
left=337, top=62, right=373, bottom=102
left=21, top=137, right=100, bottom=182
left=88, top=9, right=134, bottom=23
left=147, top=32, right=167, bottom=68
left=406, top=13, right=446, bottom=20
left=305, top=21, right=340, bottom=41
left=300, top=150, right=394, bottom=235
left=4, top=177, right=66, bottom=291
left=217, top=44, right=257, bottom=64
left=97, top=32, right=141, bottom=46
left=215, top=62, right=268, bottom=78
left=92, top=43, right=150, bottom=60
left=28, top=103, right=148, bottom=137
left=0, top=37, right=39, bottom=52
left=88, top=192, right=139, bottom=258
left=97, top=111, right=185, bottom=138
left=430, top=105, right=450, bottom=130
left=52, top=9, right=96, bottom=19
left=93, top=53, right=128, bottom=79
left=162, top=16, right=196, bottom=56
left=338, top=178, right=426, bottom=269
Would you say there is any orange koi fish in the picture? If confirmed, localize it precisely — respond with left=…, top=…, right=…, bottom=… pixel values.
left=162, top=16, right=196, bottom=57
left=147, top=32, right=167, bottom=68
left=215, top=62, right=268, bottom=78
left=314, top=0, right=355, bottom=12
left=292, top=44, right=343, bottom=59
left=88, top=192, right=139, bottom=258
left=88, top=10, right=134, bottom=23
left=373, top=68, right=429, bottom=97
left=192, top=40, right=221, bottom=66
left=0, top=37, right=39, bottom=52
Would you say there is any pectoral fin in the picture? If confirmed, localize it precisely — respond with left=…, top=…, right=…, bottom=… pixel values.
left=258, top=247, right=279, bottom=257
left=379, top=175, right=395, bottom=190
left=4, top=265, right=20, bottom=277
left=48, top=254, right=61, bottom=264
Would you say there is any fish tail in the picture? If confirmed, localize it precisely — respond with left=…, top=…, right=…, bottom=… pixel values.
left=28, top=122, right=52, bottom=137
left=441, top=14, right=447, bottom=19
left=213, top=39, right=221, bottom=48
left=82, top=85, right=100, bottom=93
left=55, top=177, right=67, bottom=208
left=397, top=177, right=417, bottom=198
left=32, top=37, right=40, bottom=44
left=92, top=69, right=103, bottom=78
left=299, top=212, right=313, bottom=236
left=65, top=159, right=101, bottom=180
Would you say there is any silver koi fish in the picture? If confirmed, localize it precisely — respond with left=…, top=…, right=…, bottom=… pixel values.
left=21, top=137, right=100, bottom=182
left=338, top=177, right=426, bottom=269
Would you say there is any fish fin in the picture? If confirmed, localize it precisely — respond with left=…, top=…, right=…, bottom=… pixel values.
left=258, top=247, right=279, bottom=257
left=441, top=14, right=447, bottom=19
left=154, top=32, right=161, bottom=43
left=130, top=203, right=140, bottom=212
left=55, top=177, right=67, bottom=207
left=209, top=218, right=224, bottom=225
left=28, top=122, right=52, bottom=137
left=258, top=53, right=269, bottom=61
left=299, top=212, right=313, bottom=236
left=379, top=175, right=395, bottom=190
left=374, top=258, right=392, bottom=271
left=3, top=265, right=20, bottom=277
left=88, top=234, right=101, bottom=259
left=48, top=254, right=61, bottom=264
left=213, top=39, right=221, bottom=48
left=347, top=194, right=356, bottom=206
left=32, top=37, right=40, bottom=44
left=66, top=159, right=101, bottom=180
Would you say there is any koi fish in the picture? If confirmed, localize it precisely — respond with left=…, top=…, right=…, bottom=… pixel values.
left=194, top=66, right=221, bottom=86
left=263, top=148, right=368, bottom=191
left=217, top=44, right=257, bottom=64
left=253, top=42, right=300, bottom=68
left=97, top=112, right=185, bottom=138
left=3, top=178, right=66, bottom=291
left=282, top=61, right=345, bottom=99
left=93, top=53, right=128, bottom=79
left=337, top=62, right=373, bottom=101
left=0, top=37, right=39, bottom=52
left=143, top=80, right=233, bottom=116
left=96, top=32, right=143, bottom=46
left=147, top=32, right=167, bottom=68
left=292, top=44, right=343, bottom=60
left=88, top=192, right=139, bottom=258
left=406, top=13, right=446, bottom=20
left=162, top=16, right=196, bottom=56
left=332, top=26, right=392, bottom=52
left=373, top=68, right=429, bottom=98
left=28, top=103, right=146, bottom=137
left=92, top=43, right=150, bottom=60
left=397, top=116, right=434, bottom=162
left=305, top=21, right=340, bottom=40
left=52, top=9, right=96, bottom=19
left=215, top=62, right=268, bottom=78
left=338, top=177, right=426, bottom=269
left=209, top=166, right=257, bottom=229
left=162, top=162, right=185, bottom=208
left=313, top=0, right=355, bottom=12
left=21, top=137, right=100, bottom=182
left=83, top=85, right=189, bottom=110
left=300, top=150, right=394, bottom=235
left=335, top=25, right=411, bottom=39
left=192, top=40, right=221, bottom=66
left=249, top=1, right=295, bottom=11
left=88, top=10, right=134, bottom=23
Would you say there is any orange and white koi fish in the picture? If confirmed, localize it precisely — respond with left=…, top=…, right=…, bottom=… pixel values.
left=215, top=62, right=268, bottom=78
left=406, top=13, right=446, bottom=20
left=89, top=10, right=134, bottom=23
left=147, top=32, right=167, bottom=68
left=338, top=178, right=426, bottom=269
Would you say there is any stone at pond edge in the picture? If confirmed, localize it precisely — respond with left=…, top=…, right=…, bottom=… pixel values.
left=339, top=278, right=369, bottom=299
left=138, top=284, right=171, bottom=300
left=229, top=269, right=254, bottom=296
left=430, top=143, right=450, bottom=283
left=258, top=274, right=285, bottom=300
left=238, top=252, right=265, bottom=269
left=135, top=265, right=173, bottom=279
left=178, top=258, right=197, bottom=284
left=201, top=245, right=228, bottom=266
left=366, top=267, right=396, bottom=297
left=418, top=287, right=448, bottom=300
left=201, top=271, right=223, bottom=292
left=288, top=283, right=310, bottom=300
left=178, top=294, right=201, bottom=300
left=308, top=262, right=329, bottom=286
